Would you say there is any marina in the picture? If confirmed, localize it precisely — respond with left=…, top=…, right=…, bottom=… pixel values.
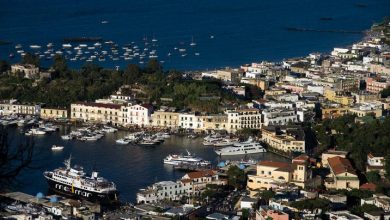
left=5, top=125, right=288, bottom=203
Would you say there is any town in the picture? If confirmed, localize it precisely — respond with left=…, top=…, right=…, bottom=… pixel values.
left=0, top=19, right=390, bottom=220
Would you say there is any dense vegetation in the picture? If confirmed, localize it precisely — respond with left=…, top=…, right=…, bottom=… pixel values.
left=0, top=56, right=252, bottom=111
left=314, top=115, right=390, bottom=175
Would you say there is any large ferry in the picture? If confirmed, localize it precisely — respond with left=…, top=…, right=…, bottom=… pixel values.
left=43, top=155, right=119, bottom=205
left=214, top=137, right=266, bottom=156
left=164, top=150, right=210, bottom=166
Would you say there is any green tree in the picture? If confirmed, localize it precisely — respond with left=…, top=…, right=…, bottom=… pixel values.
left=0, top=60, right=9, bottom=74
left=21, top=52, right=40, bottom=66
left=146, top=58, right=162, bottom=73
left=52, top=55, right=68, bottom=74
left=124, top=64, right=141, bottom=84
left=380, top=86, right=390, bottom=98
left=226, top=165, right=246, bottom=190
left=351, top=204, right=381, bottom=217
left=385, top=155, right=390, bottom=180
left=256, top=190, right=275, bottom=203
left=366, top=171, right=381, bottom=183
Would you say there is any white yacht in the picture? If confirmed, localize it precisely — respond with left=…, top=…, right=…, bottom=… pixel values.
left=213, top=138, right=239, bottom=147
left=163, top=150, right=210, bottom=166
left=214, top=137, right=266, bottom=156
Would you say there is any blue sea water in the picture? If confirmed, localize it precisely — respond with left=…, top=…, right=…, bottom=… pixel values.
left=0, top=0, right=389, bottom=70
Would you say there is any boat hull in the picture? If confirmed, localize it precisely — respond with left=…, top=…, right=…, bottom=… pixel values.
left=215, top=149, right=266, bottom=156
left=45, top=178, right=119, bottom=205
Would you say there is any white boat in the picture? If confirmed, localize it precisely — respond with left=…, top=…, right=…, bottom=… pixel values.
left=214, top=138, right=239, bottom=147
left=61, top=135, right=72, bottom=140
left=190, top=36, right=197, bottom=46
left=215, top=137, right=266, bottom=156
left=164, top=150, right=210, bottom=166
left=116, top=138, right=130, bottom=145
left=26, top=128, right=46, bottom=135
left=101, top=20, right=109, bottom=24
left=51, top=145, right=64, bottom=151
left=102, top=126, right=118, bottom=133
left=30, top=45, right=41, bottom=49
left=62, top=44, right=72, bottom=48
left=47, top=43, right=53, bottom=48
left=15, top=44, right=22, bottom=49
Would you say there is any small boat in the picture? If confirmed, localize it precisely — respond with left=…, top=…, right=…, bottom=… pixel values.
left=62, top=43, right=72, bottom=48
left=138, top=140, right=156, bottom=146
left=116, top=138, right=131, bottom=145
left=51, top=145, right=64, bottom=151
left=9, top=53, right=15, bottom=58
left=195, top=52, right=200, bottom=56
left=15, top=44, right=22, bottom=49
left=61, top=135, right=72, bottom=140
left=101, top=20, right=109, bottom=24
left=190, top=36, right=197, bottom=46
left=30, top=45, right=41, bottom=49
left=47, top=43, right=54, bottom=48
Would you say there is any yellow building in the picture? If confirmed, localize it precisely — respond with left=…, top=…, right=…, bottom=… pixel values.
left=201, top=114, right=228, bottom=131
left=261, top=126, right=305, bottom=153
left=324, top=88, right=354, bottom=106
left=321, top=106, right=350, bottom=119
left=70, top=102, right=123, bottom=126
left=151, top=110, right=180, bottom=128
left=40, top=107, right=68, bottom=120
left=247, top=156, right=310, bottom=196
left=324, top=156, right=360, bottom=190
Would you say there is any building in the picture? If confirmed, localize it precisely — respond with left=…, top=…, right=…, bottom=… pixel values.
left=151, top=110, right=180, bottom=128
left=366, top=153, right=385, bottom=176
left=179, top=112, right=203, bottom=131
left=122, top=104, right=153, bottom=127
left=262, top=108, right=298, bottom=126
left=321, top=150, right=348, bottom=168
left=202, top=68, right=244, bottom=83
left=256, top=206, right=289, bottom=220
left=247, top=156, right=310, bottom=195
left=201, top=114, right=228, bottom=132
left=321, top=105, right=350, bottom=120
left=348, top=103, right=383, bottom=118
left=40, top=107, right=68, bottom=120
left=136, top=170, right=224, bottom=204
left=180, top=170, right=226, bottom=196
left=261, top=126, right=305, bottom=153
left=366, top=77, right=389, bottom=94
left=324, top=156, right=360, bottom=190
left=11, top=64, right=39, bottom=79
left=324, top=88, right=354, bottom=106
left=226, top=108, right=262, bottom=133
left=0, top=99, right=41, bottom=116
left=70, top=102, right=123, bottom=126
left=327, top=211, right=363, bottom=220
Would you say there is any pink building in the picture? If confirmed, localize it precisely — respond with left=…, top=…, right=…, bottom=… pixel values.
left=257, top=208, right=289, bottom=220
left=366, top=77, right=389, bottom=94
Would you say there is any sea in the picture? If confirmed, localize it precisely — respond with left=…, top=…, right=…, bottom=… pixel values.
left=0, top=0, right=389, bottom=71
left=7, top=126, right=288, bottom=202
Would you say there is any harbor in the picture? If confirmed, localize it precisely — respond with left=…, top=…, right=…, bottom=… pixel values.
left=4, top=125, right=289, bottom=203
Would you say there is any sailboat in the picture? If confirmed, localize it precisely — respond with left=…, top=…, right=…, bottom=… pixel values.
left=190, top=36, right=197, bottom=46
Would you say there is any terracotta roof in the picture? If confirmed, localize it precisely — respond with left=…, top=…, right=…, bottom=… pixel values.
left=360, top=183, right=377, bottom=192
left=292, top=155, right=309, bottom=164
left=184, top=170, right=216, bottom=180
left=74, top=102, right=122, bottom=109
left=258, top=161, right=290, bottom=168
left=327, top=156, right=356, bottom=175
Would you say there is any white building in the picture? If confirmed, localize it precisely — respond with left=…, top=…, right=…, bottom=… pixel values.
left=0, top=99, right=41, bottom=116
left=122, top=104, right=153, bottom=127
left=179, top=112, right=203, bottom=131
left=11, top=64, right=39, bottom=79
left=262, top=109, right=298, bottom=126
left=226, top=108, right=262, bottom=133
